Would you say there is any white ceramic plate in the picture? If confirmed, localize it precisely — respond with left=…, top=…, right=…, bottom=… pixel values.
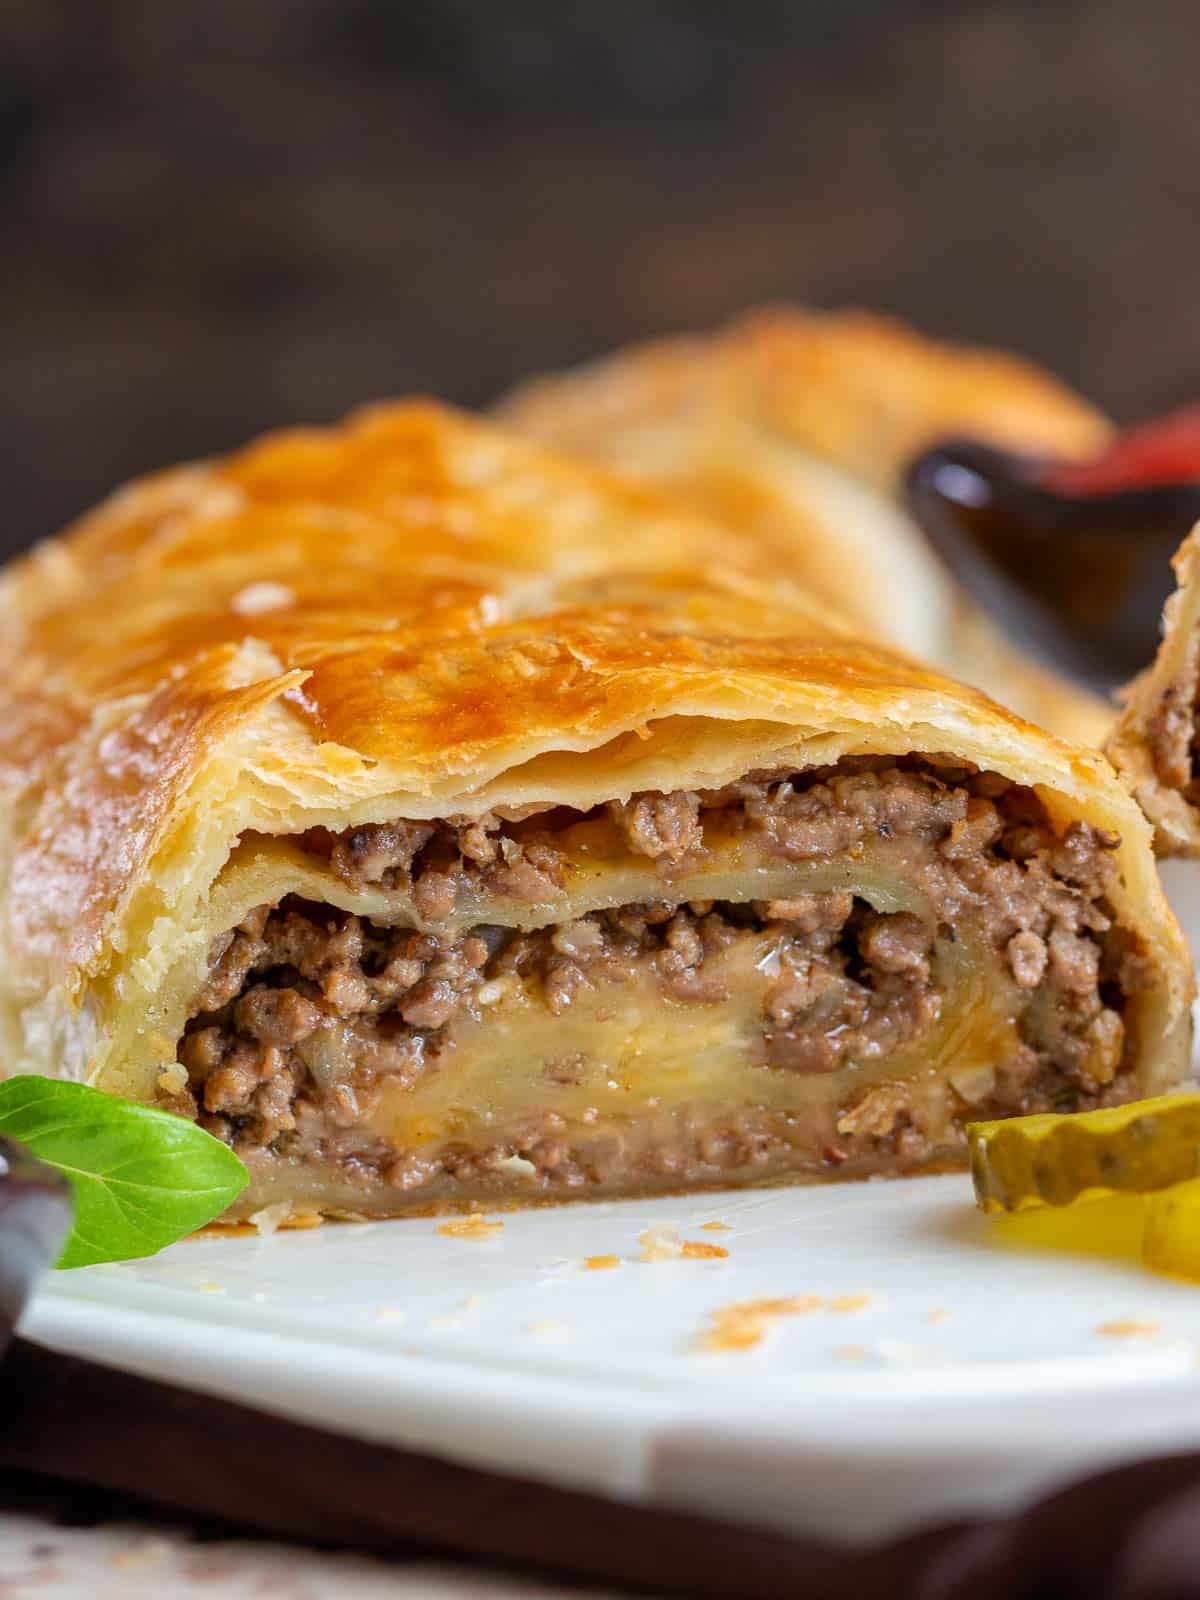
left=19, top=863, right=1200, bottom=1544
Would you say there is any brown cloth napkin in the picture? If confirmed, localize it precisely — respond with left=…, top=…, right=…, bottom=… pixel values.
left=3, top=1335, right=1200, bottom=1599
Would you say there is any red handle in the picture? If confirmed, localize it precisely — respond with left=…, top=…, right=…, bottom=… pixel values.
left=1038, top=403, right=1200, bottom=496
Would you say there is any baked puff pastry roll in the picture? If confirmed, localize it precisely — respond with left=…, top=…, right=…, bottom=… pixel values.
left=0, top=402, right=1188, bottom=1221
left=498, top=307, right=1114, bottom=745
left=1108, top=524, right=1200, bottom=854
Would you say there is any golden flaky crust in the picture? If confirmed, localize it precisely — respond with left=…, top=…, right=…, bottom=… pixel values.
left=0, top=401, right=1190, bottom=1113
left=498, top=307, right=1114, bottom=744
left=1107, top=523, right=1200, bottom=854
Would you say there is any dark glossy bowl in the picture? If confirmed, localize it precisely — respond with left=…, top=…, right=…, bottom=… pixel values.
left=906, top=432, right=1200, bottom=692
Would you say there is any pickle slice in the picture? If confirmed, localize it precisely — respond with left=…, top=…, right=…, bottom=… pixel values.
left=1144, top=1178, right=1200, bottom=1280
left=968, top=1094, right=1200, bottom=1213
left=989, top=1192, right=1148, bottom=1263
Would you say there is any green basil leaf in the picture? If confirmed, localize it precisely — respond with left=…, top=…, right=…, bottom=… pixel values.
left=0, top=1076, right=248, bottom=1268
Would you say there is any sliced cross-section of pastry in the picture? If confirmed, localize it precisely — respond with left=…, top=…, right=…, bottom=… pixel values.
left=0, top=403, right=1189, bottom=1221
left=1108, top=524, right=1200, bottom=854
left=498, top=307, right=1114, bottom=744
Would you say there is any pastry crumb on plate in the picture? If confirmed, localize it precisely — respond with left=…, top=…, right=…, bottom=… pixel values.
left=829, top=1292, right=872, bottom=1312
left=437, top=1215, right=503, bottom=1240
left=1096, top=1318, right=1161, bottom=1338
left=637, top=1224, right=683, bottom=1261
left=694, top=1295, right=821, bottom=1353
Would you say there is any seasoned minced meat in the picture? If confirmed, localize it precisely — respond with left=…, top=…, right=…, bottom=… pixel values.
left=182, top=894, right=951, bottom=1147
left=330, top=820, right=434, bottom=892
left=311, top=758, right=1121, bottom=936
left=178, top=760, right=1150, bottom=1189
left=607, top=790, right=703, bottom=863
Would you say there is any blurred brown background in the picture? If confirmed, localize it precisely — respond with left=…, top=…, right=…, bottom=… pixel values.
left=4, top=0, right=1200, bottom=556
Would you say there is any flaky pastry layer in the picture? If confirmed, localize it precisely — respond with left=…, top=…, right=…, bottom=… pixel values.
left=498, top=306, right=1114, bottom=743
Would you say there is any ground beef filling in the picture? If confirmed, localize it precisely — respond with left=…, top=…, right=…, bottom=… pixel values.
left=1145, top=679, right=1198, bottom=792
left=178, top=761, right=1151, bottom=1193
left=1146, top=669, right=1200, bottom=800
